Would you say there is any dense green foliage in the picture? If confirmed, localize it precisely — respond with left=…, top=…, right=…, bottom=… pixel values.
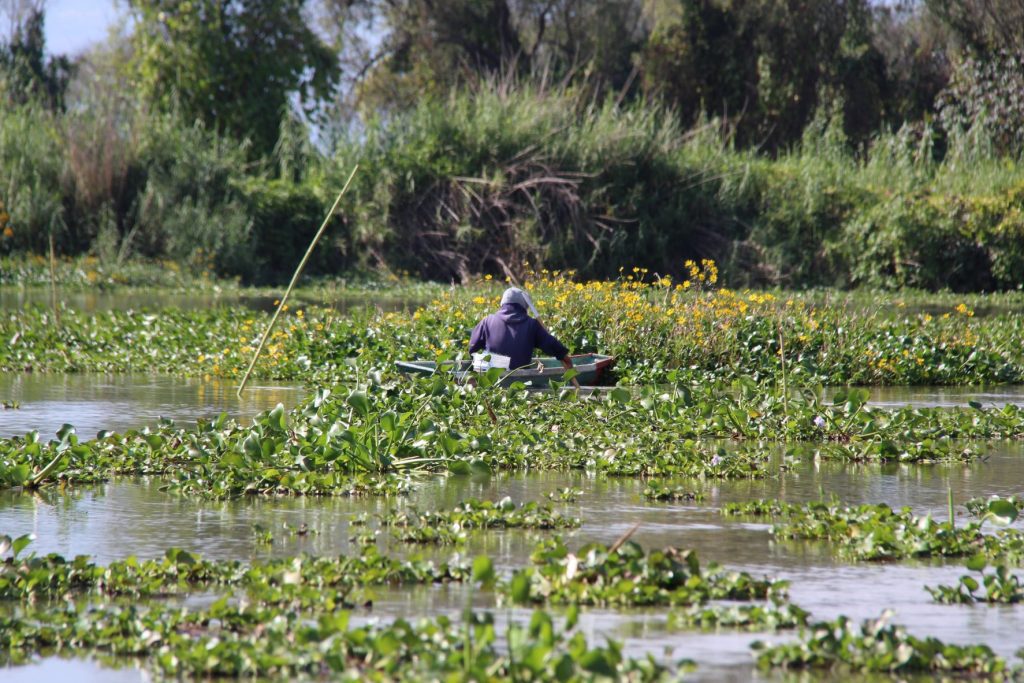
left=3, top=1, right=1024, bottom=289
left=0, top=540, right=674, bottom=680
left=5, top=85, right=1024, bottom=287
left=126, top=0, right=338, bottom=158
left=4, top=283, right=1024, bottom=386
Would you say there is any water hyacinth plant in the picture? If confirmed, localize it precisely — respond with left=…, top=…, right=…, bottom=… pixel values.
left=503, top=538, right=788, bottom=607
left=752, top=611, right=1011, bottom=676
left=4, top=265, right=1024, bottom=386
left=722, top=498, right=1024, bottom=563
left=927, top=555, right=1024, bottom=605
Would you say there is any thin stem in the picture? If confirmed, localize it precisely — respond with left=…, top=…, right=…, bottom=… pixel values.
left=48, top=234, right=60, bottom=328
left=778, top=318, right=788, bottom=423
left=238, top=166, right=359, bottom=396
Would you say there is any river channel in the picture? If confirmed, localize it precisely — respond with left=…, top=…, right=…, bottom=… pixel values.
left=2, top=446, right=1024, bottom=682
left=3, top=371, right=1024, bottom=680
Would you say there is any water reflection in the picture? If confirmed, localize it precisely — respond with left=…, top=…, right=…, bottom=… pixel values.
left=0, top=373, right=304, bottom=438
left=0, top=288, right=421, bottom=314
left=822, top=384, right=1024, bottom=409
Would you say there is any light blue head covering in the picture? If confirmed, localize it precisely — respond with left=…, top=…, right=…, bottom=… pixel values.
left=500, top=287, right=538, bottom=316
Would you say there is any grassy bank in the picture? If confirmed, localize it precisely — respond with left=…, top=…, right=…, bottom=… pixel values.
left=3, top=85, right=1024, bottom=290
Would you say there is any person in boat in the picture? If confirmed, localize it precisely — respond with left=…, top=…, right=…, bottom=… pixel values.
left=469, top=287, right=576, bottom=377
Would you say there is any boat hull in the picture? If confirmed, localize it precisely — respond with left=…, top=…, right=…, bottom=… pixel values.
left=395, top=353, right=616, bottom=387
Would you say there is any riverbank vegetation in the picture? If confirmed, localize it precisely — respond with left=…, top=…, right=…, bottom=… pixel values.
left=5, top=88, right=1024, bottom=290
left=4, top=2, right=1024, bottom=290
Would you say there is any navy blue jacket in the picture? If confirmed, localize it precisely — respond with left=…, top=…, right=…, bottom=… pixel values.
left=469, top=304, right=570, bottom=369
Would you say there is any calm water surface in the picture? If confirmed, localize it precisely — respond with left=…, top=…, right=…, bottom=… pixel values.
left=0, top=288, right=421, bottom=314
left=2, top=445, right=1024, bottom=682
left=0, top=373, right=305, bottom=438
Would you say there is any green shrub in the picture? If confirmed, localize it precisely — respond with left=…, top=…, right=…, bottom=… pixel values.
left=240, top=178, right=349, bottom=284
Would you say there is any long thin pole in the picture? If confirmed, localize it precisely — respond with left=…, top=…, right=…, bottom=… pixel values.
left=237, top=165, right=359, bottom=397
left=778, top=321, right=788, bottom=420
left=48, top=233, right=60, bottom=328
left=948, top=485, right=955, bottom=527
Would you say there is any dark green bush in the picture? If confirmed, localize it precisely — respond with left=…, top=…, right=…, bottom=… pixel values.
left=240, top=178, right=349, bottom=284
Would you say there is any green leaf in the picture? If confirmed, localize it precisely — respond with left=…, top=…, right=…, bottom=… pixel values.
left=447, top=460, right=471, bottom=476
left=966, top=554, right=988, bottom=572
left=609, top=387, right=631, bottom=405
left=987, top=499, right=1019, bottom=525
left=510, top=571, right=531, bottom=605
left=268, top=403, right=287, bottom=430
left=11, top=464, right=31, bottom=485
left=579, top=650, right=616, bottom=677
left=554, top=653, right=575, bottom=682
left=243, top=434, right=262, bottom=460
left=347, top=391, right=371, bottom=418
left=565, top=603, right=579, bottom=630
left=56, top=423, right=76, bottom=441
left=11, top=533, right=33, bottom=558
left=379, top=411, right=397, bottom=435
left=472, top=555, right=496, bottom=587
left=563, top=368, right=579, bottom=381
left=479, top=367, right=504, bottom=388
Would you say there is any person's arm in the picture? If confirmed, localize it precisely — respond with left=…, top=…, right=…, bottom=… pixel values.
left=559, top=355, right=581, bottom=388
left=469, top=319, right=487, bottom=354
left=535, top=321, right=578, bottom=388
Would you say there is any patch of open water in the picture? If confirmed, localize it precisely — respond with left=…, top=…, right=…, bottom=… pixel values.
left=2, top=444, right=1024, bottom=681
left=0, top=373, right=305, bottom=438
left=0, top=289, right=423, bottom=315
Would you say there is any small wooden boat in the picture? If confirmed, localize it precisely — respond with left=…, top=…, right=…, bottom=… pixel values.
left=395, top=353, right=616, bottom=387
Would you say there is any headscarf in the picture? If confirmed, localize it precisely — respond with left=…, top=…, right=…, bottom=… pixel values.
left=500, top=287, right=538, bottom=317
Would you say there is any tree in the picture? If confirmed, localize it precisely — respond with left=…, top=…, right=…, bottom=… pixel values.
left=322, top=0, right=645, bottom=114
left=870, top=2, right=951, bottom=126
left=639, top=0, right=890, bottom=150
left=640, top=0, right=753, bottom=128
left=0, top=1, right=73, bottom=111
left=127, top=0, right=339, bottom=156
left=926, top=0, right=1024, bottom=54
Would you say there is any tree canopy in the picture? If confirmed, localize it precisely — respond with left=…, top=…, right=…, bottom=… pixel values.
left=0, top=4, right=71, bottom=111
left=126, top=0, right=339, bottom=156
